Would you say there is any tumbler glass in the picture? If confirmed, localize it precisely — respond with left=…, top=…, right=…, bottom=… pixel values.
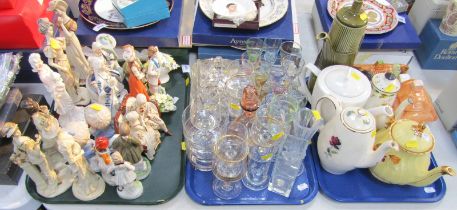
left=245, top=38, right=264, bottom=62
left=183, top=105, right=219, bottom=171
left=279, top=41, right=302, bottom=61
left=212, top=135, right=249, bottom=199
left=242, top=116, right=285, bottom=190
left=263, top=38, right=282, bottom=63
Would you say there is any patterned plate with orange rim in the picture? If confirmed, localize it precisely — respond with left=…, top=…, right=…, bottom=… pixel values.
left=79, top=0, right=173, bottom=30
left=327, top=0, right=398, bottom=34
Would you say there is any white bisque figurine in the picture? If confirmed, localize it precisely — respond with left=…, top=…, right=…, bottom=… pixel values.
left=125, top=111, right=159, bottom=160
left=95, top=33, right=124, bottom=82
left=111, top=123, right=151, bottom=180
left=28, top=53, right=90, bottom=147
left=110, top=151, right=143, bottom=200
left=146, top=46, right=179, bottom=84
left=21, top=98, right=75, bottom=179
left=48, top=0, right=91, bottom=81
left=1, top=122, right=72, bottom=198
left=38, top=17, right=80, bottom=103
left=23, top=99, right=105, bottom=201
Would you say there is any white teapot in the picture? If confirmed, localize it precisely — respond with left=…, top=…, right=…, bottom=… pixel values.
left=316, top=96, right=399, bottom=175
left=299, top=64, right=371, bottom=122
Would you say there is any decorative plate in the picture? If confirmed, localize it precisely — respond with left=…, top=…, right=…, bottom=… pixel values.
left=199, top=0, right=288, bottom=27
left=327, top=0, right=398, bottom=34
left=79, top=0, right=174, bottom=30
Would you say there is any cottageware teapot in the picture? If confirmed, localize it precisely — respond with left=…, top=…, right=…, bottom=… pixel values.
left=364, top=71, right=401, bottom=109
left=299, top=63, right=372, bottom=122
left=370, top=119, right=455, bottom=187
left=316, top=96, right=398, bottom=175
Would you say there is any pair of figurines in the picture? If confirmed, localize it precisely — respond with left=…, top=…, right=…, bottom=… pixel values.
left=1, top=98, right=105, bottom=201
left=91, top=136, right=144, bottom=200
left=122, top=45, right=179, bottom=112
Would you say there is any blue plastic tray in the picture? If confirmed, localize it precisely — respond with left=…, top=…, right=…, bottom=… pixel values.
left=185, top=149, right=318, bottom=205
left=311, top=137, right=447, bottom=203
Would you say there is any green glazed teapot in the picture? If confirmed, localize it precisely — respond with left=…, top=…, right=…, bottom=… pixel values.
left=370, top=119, right=455, bottom=187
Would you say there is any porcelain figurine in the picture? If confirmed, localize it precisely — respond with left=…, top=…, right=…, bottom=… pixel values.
left=84, top=103, right=116, bottom=139
left=145, top=46, right=179, bottom=84
left=87, top=53, right=125, bottom=115
left=49, top=0, right=91, bottom=81
left=38, top=18, right=80, bottom=104
left=146, top=61, right=177, bottom=113
left=316, top=96, right=399, bottom=175
left=28, top=54, right=91, bottom=146
left=93, top=136, right=117, bottom=186
left=122, top=44, right=150, bottom=100
left=111, top=122, right=151, bottom=180
left=125, top=111, right=160, bottom=160
left=110, top=151, right=144, bottom=200
left=371, top=120, right=456, bottom=186
left=135, top=94, right=171, bottom=135
left=1, top=122, right=72, bottom=198
left=25, top=99, right=105, bottom=201
left=299, top=63, right=372, bottom=122
left=95, top=33, right=124, bottom=82
left=21, top=99, right=74, bottom=175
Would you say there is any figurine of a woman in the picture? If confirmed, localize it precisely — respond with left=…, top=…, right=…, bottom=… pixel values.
left=1, top=122, right=72, bottom=198
left=95, top=33, right=124, bottom=82
left=111, top=122, right=150, bottom=180
left=48, top=0, right=91, bottom=81
left=125, top=111, right=159, bottom=160
left=110, top=151, right=143, bottom=200
left=122, top=44, right=149, bottom=100
left=38, top=18, right=80, bottom=103
left=145, top=45, right=179, bottom=84
left=28, top=53, right=73, bottom=115
left=88, top=55, right=123, bottom=115
left=28, top=54, right=90, bottom=147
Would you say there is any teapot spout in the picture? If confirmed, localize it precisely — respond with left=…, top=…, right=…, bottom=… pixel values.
left=410, top=166, right=456, bottom=187
left=356, top=140, right=399, bottom=168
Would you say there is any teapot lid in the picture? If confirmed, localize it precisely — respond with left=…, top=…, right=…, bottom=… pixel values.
left=391, top=119, right=435, bottom=154
left=323, top=66, right=371, bottom=98
left=341, top=107, right=375, bottom=133
left=372, top=73, right=401, bottom=94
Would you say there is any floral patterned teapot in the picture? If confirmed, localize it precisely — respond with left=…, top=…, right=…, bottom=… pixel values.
left=316, top=95, right=399, bottom=175
left=370, top=119, right=455, bottom=187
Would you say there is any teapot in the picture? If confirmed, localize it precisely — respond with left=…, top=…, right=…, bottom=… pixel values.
left=370, top=119, right=455, bottom=187
left=299, top=63, right=371, bottom=122
left=316, top=96, right=399, bottom=175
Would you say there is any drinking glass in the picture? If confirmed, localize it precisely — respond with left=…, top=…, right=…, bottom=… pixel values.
left=245, top=38, right=264, bottom=62
left=183, top=105, right=219, bottom=171
left=267, top=94, right=300, bottom=128
left=212, top=135, right=249, bottom=199
left=242, top=116, right=285, bottom=190
left=279, top=41, right=302, bottom=61
left=263, top=38, right=282, bottom=63
left=225, top=74, right=254, bottom=119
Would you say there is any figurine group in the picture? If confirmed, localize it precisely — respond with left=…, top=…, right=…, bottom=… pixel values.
left=0, top=0, right=180, bottom=201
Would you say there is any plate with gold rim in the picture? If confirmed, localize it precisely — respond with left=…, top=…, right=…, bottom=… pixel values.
left=327, top=0, right=398, bottom=34
left=79, top=0, right=174, bottom=30
left=199, top=0, right=288, bottom=27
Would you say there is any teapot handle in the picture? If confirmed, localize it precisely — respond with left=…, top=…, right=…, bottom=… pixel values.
left=298, top=63, right=322, bottom=100
left=315, top=95, right=342, bottom=122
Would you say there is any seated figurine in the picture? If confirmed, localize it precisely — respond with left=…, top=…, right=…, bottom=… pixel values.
left=111, top=122, right=151, bottom=180
left=125, top=111, right=160, bottom=160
